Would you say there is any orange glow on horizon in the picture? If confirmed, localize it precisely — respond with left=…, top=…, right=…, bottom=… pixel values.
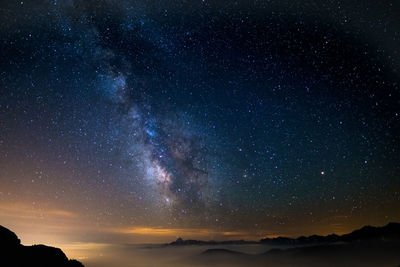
left=114, top=226, right=265, bottom=241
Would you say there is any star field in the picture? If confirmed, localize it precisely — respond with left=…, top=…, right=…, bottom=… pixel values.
left=0, top=0, right=399, bottom=243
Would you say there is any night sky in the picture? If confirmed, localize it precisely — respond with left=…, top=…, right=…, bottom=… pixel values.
left=0, top=0, right=399, bottom=247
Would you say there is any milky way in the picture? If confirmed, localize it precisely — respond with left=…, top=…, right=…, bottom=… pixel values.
left=93, top=33, right=218, bottom=218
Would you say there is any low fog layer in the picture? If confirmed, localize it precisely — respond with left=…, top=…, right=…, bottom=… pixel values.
left=72, top=242, right=400, bottom=267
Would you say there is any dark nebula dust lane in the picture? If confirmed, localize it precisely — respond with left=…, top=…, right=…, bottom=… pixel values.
left=0, top=0, right=399, bottom=247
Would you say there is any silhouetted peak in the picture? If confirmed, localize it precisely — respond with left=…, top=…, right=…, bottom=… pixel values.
left=341, top=222, right=400, bottom=241
left=260, top=222, right=400, bottom=245
left=23, top=244, right=69, bottom=264
left=167, top=222, right=400, bottom=248
left=0, top=225, right=20, bottom=248
left=0, top=225, right=84, bottom=267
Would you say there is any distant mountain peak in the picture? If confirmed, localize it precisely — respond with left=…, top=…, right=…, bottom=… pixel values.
left=167, top=222, right=400, bottom=247
left=261, top=222, right=400, bottom=245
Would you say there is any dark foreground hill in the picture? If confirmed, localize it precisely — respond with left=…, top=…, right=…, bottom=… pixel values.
left=0, top=225, right=84, bottom=267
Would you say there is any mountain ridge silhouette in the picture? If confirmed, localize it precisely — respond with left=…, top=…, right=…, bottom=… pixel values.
left=168, top=222, right=400, bottom=246
left=0, top=225, right=84, bottom=267
left=191, top=223, right=400, bottom=267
